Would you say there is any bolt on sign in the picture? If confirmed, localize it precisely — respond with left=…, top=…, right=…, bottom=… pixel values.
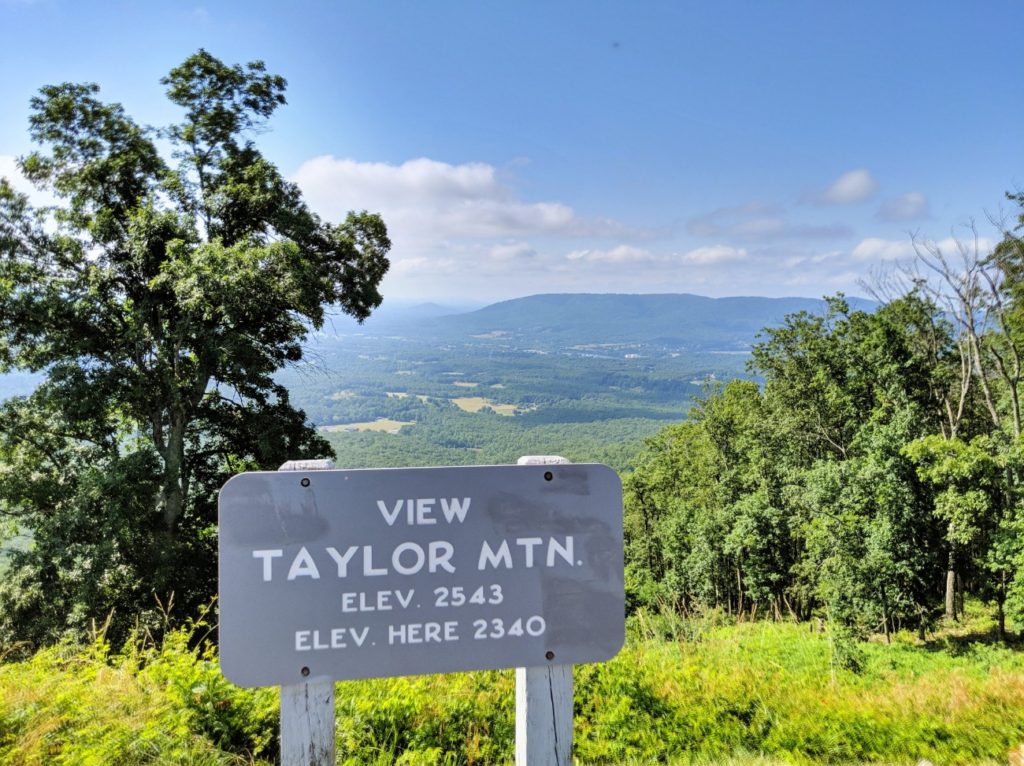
left=218, top=463, right=624, bottom=687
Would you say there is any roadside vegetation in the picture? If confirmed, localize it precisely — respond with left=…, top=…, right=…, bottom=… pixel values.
left=1, top=604, right=1021, bottom=765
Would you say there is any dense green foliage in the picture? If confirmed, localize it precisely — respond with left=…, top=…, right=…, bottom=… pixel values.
left=0, top=52, right=389, bottom=648
left=323, top=407, right=660, bottom=473
left=2, top=608, right=1022, bottom=765
left=625, top=200, right=1024, bottom=643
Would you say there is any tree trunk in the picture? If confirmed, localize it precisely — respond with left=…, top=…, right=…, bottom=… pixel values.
left=880, top=585, right=891, bottom=644
left=163, top=411, right=187, bottom=528
left=945, top=567, right=957, bottom=621
left=998, top=570, right=1007, bottom=643
left=736, top=566, right=744, bottom=620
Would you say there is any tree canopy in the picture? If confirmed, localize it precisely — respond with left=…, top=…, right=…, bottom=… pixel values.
left=625, top=202, right=1024, bottom=645
left=0, top=50, right=390, bottom=647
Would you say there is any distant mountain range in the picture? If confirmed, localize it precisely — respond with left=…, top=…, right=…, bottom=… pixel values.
left=2, top=293, right=876, bottom=399
left=332, top=293, right=876, bottom=351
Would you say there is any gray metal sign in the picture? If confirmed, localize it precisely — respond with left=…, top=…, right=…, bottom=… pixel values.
left=218, top=463, right=624, bottom=687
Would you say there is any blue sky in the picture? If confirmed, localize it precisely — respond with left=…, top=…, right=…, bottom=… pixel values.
left=1, top=0, right=1020, bottom=304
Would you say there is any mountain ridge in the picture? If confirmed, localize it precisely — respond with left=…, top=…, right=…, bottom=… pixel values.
left=415, top=292, right=876, bottom=350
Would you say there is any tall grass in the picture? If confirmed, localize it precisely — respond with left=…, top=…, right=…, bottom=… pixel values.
left=1, top=605, right=1022, bottom=765
left=0, top=613, right=277, bottom=765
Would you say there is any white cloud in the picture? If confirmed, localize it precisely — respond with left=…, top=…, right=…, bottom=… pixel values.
left=851, top=237, right=916, bottom=260
left=784, top=250, right=843, bottom=268
left=390, top=256, right=457, bottom=275
left=299, top=156, right=498, bottom=206
left=292, top=155, right=631, bottom=241
left=851, top=235, right=995, bottom=262
left=927, top=236, right=996, bottom=259
left=289, top=155, right=666, bottom=301
left=877, top=191, right=929, bottom=221
left=489, top=241, right=537, bottom=261
left=682, top=245, right=748, bottom=264
left=815, top=169, right=878, bottom=205
left=566, top=245, right=658, bottom=263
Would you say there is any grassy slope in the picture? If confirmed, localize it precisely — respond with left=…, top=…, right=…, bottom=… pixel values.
left=1, top=607, right=1022, bottom=765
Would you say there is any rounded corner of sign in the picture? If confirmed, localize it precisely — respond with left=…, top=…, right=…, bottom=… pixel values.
left=218, top=657, right=254, bottom=689
left=606, top=625, right=627, bottom=661
left=218, top=471, right=248, bottom=497
left=590, top=462, right=622, bottom=485
left=579, top=633, right=626, bottom=667
left=607, top=467, right=624, bottom=493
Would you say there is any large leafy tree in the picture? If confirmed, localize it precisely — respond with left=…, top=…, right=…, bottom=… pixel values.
left=0, top=51, right=390, bottom=647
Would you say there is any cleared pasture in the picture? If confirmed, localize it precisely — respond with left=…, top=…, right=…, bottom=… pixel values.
left=320, top=418, right=415, bottom=433
left=450, top=397, right=520, bottom=415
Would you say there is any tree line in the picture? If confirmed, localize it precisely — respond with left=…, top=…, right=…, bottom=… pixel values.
left=624, top=204, right=1024, bottom=643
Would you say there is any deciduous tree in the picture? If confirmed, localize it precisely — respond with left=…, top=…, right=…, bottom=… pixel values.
left=0, top=50, right=390, bottom=647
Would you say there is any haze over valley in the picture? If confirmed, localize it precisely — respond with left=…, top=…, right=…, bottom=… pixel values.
left=275, top=292, right=872, bottom=470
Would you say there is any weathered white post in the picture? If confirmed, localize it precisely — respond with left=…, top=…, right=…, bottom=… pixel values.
left=516, top=455, right=573, bottom=766
left=278, top=458, right=336, bottom=766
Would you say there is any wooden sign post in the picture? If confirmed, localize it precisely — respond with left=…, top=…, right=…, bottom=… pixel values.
left=278, top=458, right=336, bottom=766
left=515, top=455, right=574, bottom=766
